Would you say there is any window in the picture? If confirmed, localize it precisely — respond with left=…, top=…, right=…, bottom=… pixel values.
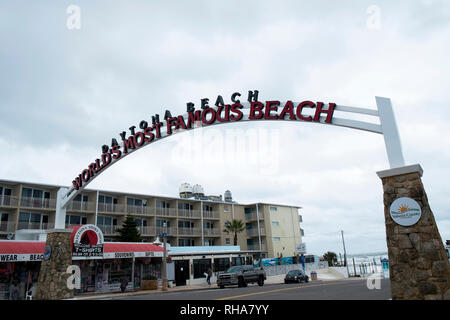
left=134, top=218, right=147, bottom=227
left=272, top=221, right=279, bottom=226
left=203, top=221, right=214, bottom=229
left=178, top=238, right=195, bottom=246
left=244, top=208, right=254, bottom=214
left=98, top=195, right=118, bottom=212
left=97, top=216, right=117, bottom=234
left=178, top=220, right=194, bottom=228
left=65, top=215, right=88, bottom=226
left=97, top=216, right=117, bottom=226
left=156, top=219, right=170, bottom=228
left=193, top=258, right=211, bottom=279
left=74, top=194, right=89, bottom=203
left=18, top=212, right=49, bottom=229
left=298, top=215, right=303, bottom=222
left=270, top=207, right=278, bottom=212
left=214, top=258, right=230, bottom=272
left=178, top=202, right=193, bottom=211
left=21, top=187, right=50, bottom=207
left=204, top=239, right=215, bottom=246
left=273, top=237, right=281, bottom=242
left=0, top=187, right=12, bottom=206
left=127, top=197, right=147, bottom=207
left=156, top=200, right=170, bottom=208
left=224, top=205, right=229, bottom=212
left=0, top=213, right=8, bottom=232
left=202, top=204, right=213, bottom=212
left=73, top=194, right=89, bottom=210
left=225, top=238, right=231, bottom=245
left=301, top=228, right=305, bottom=236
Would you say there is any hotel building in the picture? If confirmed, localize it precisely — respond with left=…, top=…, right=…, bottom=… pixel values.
left=0, top=179, right=304, bottom=259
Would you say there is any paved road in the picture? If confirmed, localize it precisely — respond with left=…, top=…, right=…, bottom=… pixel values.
left=98, top=279, right=391, bottom=300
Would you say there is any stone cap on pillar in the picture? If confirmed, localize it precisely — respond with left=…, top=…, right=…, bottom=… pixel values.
left=376, top=164, right=423, bottom=179
left=46, top=229, right=73, bottom=234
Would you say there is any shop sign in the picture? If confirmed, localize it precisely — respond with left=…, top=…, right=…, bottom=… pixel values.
left=389, top=197, right=422, bottom=227
left=0, top=254, right=43, bottom=262
left=72, top=224, right=104, bottom=258
left=103, top=251, right=163, bottom=259
left=296, top=243, right=306, bottom=254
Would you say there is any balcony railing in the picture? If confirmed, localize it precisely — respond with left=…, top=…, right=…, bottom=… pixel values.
left=246, top=228, right=266, bottom=237
left=66, top=201, right=96, bottom=212
left=20, top=197, right=56, bottom=209
left=126, top=205, right=154, bottom=215
left=0, top=195, right=19, bottom=207
left=16, top=222, right=54, bottom=230
left=155, top=208, right=177, bottom=217
left=98, top=225, right=119, bottom=235
left=203, top=210, right=220, bottom=219
left=178, top=227, right=202, bottom=236
left=137, top=226, right=155, bottom=235
left=245, top=213, right=264, bottom=221
left=0, top=222, right=18, bottom=233
left=203, top=228, right=221, bottom=236
left=178, top=209, right=201, bottom=218
left=97, top=203, right=124, bottom=214
left=155, top=226, right=177, bottom=236
left=247, top=244, right=267, bottom=251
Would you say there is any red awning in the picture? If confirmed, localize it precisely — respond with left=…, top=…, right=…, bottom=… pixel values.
left=0, top=241, right=164, bottom=256
left=0, top=241, right=45, bottom=255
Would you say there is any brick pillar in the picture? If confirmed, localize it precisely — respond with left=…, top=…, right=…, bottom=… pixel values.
left=35, top=229, right=74, bottom=300
left=377, top=164, right=450, bottom=300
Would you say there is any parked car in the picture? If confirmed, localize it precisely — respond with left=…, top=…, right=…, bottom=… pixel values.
left=284, top=269, right=309, bottom=284
left=217, top=265, right=266, bottom=288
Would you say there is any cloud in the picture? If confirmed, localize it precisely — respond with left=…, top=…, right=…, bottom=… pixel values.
left=1, top=0, right=449, bottom=255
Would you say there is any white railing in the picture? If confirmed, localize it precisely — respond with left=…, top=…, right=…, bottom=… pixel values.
left=20, top=197, right=56, bottom=209
left=247, top=244, right=267, bottom=251
left=178, top=227, right=202, bottom=236
left=67, top=201, right=96, bottom=212
left=246, top=228, right=265, bottom=237
left=0, top=196, right=19, bottom=207
left=155, top=208, right=177, bottom=217
left=0, top=222, right=17, bottom=233
left=97, top=203, right=124, bottom=213
left=98, top=225, right=119, bottom=235
left=203, top=228, right=221, bottom=236
left=126, top=205, right=154, bottom=215
left=178, top=209, right=201, bottom=218
left=203, top=210, right=220, bottom=219
left=245, top=213, right=264, bottom=221
left=155, top=227, right=177, bottom=236
left=16, top=222, right=54, bottom=230
left=137, top=226, right=155, bottom=235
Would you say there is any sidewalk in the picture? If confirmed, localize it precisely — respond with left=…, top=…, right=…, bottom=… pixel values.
left=69, top=273, right=339, bottom=300
left=69, top=283, right=217, bottom=300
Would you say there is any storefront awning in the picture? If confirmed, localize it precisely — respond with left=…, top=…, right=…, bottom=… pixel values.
left=0, top=241, right=45, bottom=262
left=0, top=240, right=165, bottom=262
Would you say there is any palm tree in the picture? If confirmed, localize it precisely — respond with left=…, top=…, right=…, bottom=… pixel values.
left=223, top=219, right=245, bottom=246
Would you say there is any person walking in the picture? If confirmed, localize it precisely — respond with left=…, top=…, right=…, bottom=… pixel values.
left=120, top=276, right=128, bottom=293
left=206, top=268, right=212, bottom=286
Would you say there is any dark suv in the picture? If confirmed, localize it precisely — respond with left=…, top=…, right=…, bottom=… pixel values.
left=284, top=269, right=309, bottom=284
left=217, top=265, right=266, bottom=288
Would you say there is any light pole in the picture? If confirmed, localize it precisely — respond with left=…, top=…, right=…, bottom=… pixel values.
left=341, top=230, right=350, bottom=277
left=162, top=222, right=168, bottom=291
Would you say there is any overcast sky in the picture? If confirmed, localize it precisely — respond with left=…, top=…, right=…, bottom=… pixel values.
left=1, top=0, right=449, bottom=256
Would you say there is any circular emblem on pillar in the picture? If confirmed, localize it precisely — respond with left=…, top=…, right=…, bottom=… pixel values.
left=44, top=245, right=52, bottom=260
left=389, top=197, right=422, bottom=226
